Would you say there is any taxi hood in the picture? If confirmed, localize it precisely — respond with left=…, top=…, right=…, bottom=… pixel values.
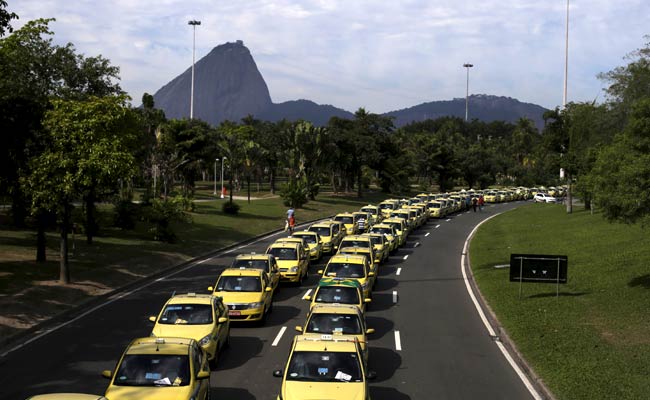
left=282, top=381, right=365, bottom=400
left=105, top=384, right=193, bottom=400
left=217, top=291, right=263, bottom=304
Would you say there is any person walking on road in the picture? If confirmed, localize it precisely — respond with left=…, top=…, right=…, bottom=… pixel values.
left=478, top=195, right=485, bottom=212
left=286, top=207, right=296, bottom=234
left=472, top=197, right=478, bottom=212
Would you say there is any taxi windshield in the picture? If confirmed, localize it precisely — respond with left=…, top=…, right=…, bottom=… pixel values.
left=315, top=286, right=360, bottom=305
left=334, top=216, right=353, bottom=224
left=233, top=259, right=268, bottom=272
left=114, top=354, right=190, bottom=387
left=379, top=203, right=394, bottom=210
left=158, top=304, right=212, bottom=325
left=286, top=351, right=362, bottom=382
left=361, top=208, right=376, bottom=215
left=340, top=240, right=370, bottom=249
left=368, top=236, right=382, bottom=246
left=306, top=313, right=362, bottom=334
left=325, top=263, right=365, bottom=278
left=371, top=227, right=392, bottom=235
left=267, top=247, right=297, bottom=260
left=293, top=234, right=317, bottom=244
left=216, top=276, right=262, bottom=292
left=309, top=226, right=331, bottom=237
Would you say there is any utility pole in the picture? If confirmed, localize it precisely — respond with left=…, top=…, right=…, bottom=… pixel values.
left=188, top=20, right=201, bottom=119
left=463, top=63, right=473, bottom=121
left=563, top=0, right=572, bottom=214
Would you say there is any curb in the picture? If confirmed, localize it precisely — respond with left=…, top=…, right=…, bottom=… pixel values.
left=0, top=216, right=329, bottom=356
left=464, top=214, right=557, bottom=400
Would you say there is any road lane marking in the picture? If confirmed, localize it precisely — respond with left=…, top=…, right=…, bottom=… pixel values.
left=435, top=224, right=440, bottom=229
left=461, top=214, right=542, bottom=400
left=392, top=291, right=398, bottom=303
left=493, top=264, right=510, bottom=269
left=403, top=255, right=409, bottom=260
left=445, top=218, right=451, bottom=222
left=394, top=330, right=402, bottom=351
left=396, top=268, right=402, bottom=276
left=425, top=232, right=430, bottom=237
left=302, top=289, right=313, bottom=299
left=272, top=326, right=287, bottom=347
left=414, top=242, right=420, bottom=248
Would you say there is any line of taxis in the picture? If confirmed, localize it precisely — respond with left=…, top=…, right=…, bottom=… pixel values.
left=27, top=190, right=531, bottom=400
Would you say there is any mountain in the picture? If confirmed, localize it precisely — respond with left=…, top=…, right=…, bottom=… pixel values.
left=384, top=95, right=548, bottom=130
left=150, top=41, right=548, bottom=130
left=152, top=41, right=272, bottom=125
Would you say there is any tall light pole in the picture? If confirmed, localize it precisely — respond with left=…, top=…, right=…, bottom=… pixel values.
left=220, top=157, right=227, bottom=199
left=463, top=63, right=473, bottom=121
left=213, top=158, right=219, bottom=195
left=188, top=19, right=201, bottom=119
left=562, top=0, right=569, bottom=108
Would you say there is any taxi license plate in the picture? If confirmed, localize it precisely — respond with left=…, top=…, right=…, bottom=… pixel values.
left=229, top=310, right=241, bottom=316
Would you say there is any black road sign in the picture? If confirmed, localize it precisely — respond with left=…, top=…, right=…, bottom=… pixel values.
left=509, top=254, right=568, bottom=283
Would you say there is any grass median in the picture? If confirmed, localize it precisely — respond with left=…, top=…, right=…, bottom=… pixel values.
left=469, top=203, right=650, bottom=400
left=0, top=191, right=390, bottom=341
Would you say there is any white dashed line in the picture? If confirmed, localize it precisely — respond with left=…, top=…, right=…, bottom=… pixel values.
left=396, top=267, right=402, bottom=276
left=392, top=291, right=398, bottom=303
left=394, top=331, right=402, bottom=351
left=414, top=242, right=420, bottom=248
left=403, top=255, right=409, bottom=260
left=435, top=225, right=440, bottom=229
left=272, top=326, right=287, bottom=346
left=302, top=289, right=313, bottom=299
left=445, top=219, right=451, bottom=222
left=425, top=232, right=430, bottom=237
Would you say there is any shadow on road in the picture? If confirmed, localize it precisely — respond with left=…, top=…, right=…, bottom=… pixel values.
left=216, top=336, right=264, bottom=370
left=367, top=292, right=395, bottom=313
left=367, top=346, right=402, bottom=383
left=370, top=386, right=412, bottom=400
left=211, top=386, right=256, bottom=400
left=365, top=315, right=394, bottom=340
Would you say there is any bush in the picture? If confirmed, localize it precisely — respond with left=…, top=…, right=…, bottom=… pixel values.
left=280, top=181, right=308, bottom=208
left=113, top=200, right=139, bottom=229
left=222, top=201, right=240, bottom=215
left=145, top=198, right=191, bottom=242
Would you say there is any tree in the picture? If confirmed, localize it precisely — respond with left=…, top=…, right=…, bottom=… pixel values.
left=0, top=0, right=18, bottom=37
left=24, top=95, right=138, bottom=283
left=590, top=99, right=650, bottom=225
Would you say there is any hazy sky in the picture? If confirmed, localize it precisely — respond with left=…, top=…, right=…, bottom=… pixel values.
left=10, top=0, right=650, bottom=112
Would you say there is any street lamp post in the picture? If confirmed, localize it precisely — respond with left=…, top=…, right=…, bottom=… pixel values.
left=220, top=157, right=227, bottom=199
left=213, top=158, right=219, bottom=195
left=563, top=0, right=569, bottom=108
left=463, top=63, right=473, bottom=121
left=188, top=20, right=201, bottom=119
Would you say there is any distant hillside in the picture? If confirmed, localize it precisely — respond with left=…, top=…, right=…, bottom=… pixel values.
left=384, top=95, right=547, bottom=130
left=150, top=41, right=548, bottom=130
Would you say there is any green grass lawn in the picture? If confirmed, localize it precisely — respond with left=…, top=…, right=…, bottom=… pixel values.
left=470, top=204, right=650, bottom=400
left=0, top=191, right=390, bottom=339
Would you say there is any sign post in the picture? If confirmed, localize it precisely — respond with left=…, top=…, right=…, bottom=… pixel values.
left=510, top=254, right=568, bottom=299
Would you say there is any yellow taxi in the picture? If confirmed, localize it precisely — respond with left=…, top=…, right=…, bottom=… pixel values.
left=382, top=218, right=408, bottom=247
left=273, top=336, right=375, bottom=400
left=484, top=191, right=498, bottom=203
left=333, top=212, right=357, bottom=236
left=308, top=220, right=344, bottom=255
left=274, top=236, right=310, bottom=256
left=368, top=223, right=398, bottom=253
left=364, top=232, right=389, bottom=263
left=266, top=242, right=309, bottom=284
left=304, top=278, right=371, bottom=312
left=427, top=200, right=444, bottom=218
left=102, top=337, right=210, bottom=400
left=290, top=230, right=323, bottom=261
left=231, top=253, right=280, bottom=292
left=208, top=268, right=275, bottom=324
left=390, top=209, right=414, bottom=233
left=318, top=254, right=375, bottom=299
left=359, top=204, right=382, bottom=225
left=149, top=293, right=230, bottom=367
left=295, top=304, right=374, bottom=363
left=378, top=199, right=400, bottom=218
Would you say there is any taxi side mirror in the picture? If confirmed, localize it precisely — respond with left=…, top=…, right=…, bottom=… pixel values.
left=207, top=286, right=214, bottom=292
left=368, top=272, right=375, bottom=277
left=265, top=287, right=272, bottom=292
left=366, top=328, right=375, bottom=334
left=218, top=317, right=228, bottom=324
left=196, top=370, right=210, bottom=380
left=295, top=326, right=303, bottom=333
left=318, top=270, right=324, bottom=274
left=102, top=370, right=113, bottom=379
left=303, top=295, right=312, bottom=301
left=273, top=369, right=283, bottom=378
left=148, top=316, right=156, bottom=323
left=364, top=298, right=372, bottom=303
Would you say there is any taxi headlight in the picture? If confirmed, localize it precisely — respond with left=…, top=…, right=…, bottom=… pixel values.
left=248, top=301, right=264, bottom=309
left=199, top=334, right=211, bottom=346
left=289, top=266, right=298, bottom=272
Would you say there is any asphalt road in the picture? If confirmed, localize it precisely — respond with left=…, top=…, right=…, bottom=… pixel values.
left=0, top=201, right=536, bottom=400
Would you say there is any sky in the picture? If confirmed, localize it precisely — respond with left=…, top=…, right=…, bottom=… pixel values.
left=9, top=0, right=650, bottom=113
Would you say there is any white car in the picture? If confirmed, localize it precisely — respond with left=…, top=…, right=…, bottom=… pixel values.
left=534, top=193, right=556, bottom=203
